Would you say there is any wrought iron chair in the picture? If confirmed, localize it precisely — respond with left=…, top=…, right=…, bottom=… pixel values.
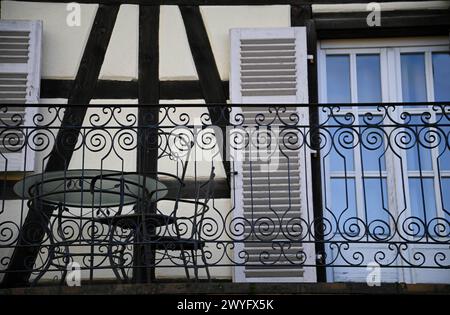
left=148, top=166, right=216, bottom=281
left=93, top=166, right=216, bottom=282
left=89, top=132, right=215, bottom=282
left=88, top=131, right=195, bottom=282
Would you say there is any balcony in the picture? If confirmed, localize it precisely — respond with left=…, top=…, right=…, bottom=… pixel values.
left=0, top=103, right=449, bottom=288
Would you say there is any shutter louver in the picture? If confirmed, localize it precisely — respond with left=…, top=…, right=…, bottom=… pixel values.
left=0, top=20, right=42, bottom=172
left=240, top=38, right=297, bottom=97
left=230, top=27, right=316, bottom=282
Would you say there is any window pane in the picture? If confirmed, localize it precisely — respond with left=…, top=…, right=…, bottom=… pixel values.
left=406, top=115, right=433, bottom=171
left=356, top=54, right=382, bottom=103
left=432, top=52, right=450, bottom=101
left=441, top=178, right=450, bottom=222
left=409, top=178, right=437, bottom=224
left=401, top=53, right=427, bottom=102
left=436, top=115, right=450, bottom=171
left=326, top=55, right=351, bottom=103
left=364, top=178, right=389, bottom=228
left=328, top=116, right=355, bottom=172
left=359, top=115, right=386, bottom=172
left=330, top=178, right=357, bottom=234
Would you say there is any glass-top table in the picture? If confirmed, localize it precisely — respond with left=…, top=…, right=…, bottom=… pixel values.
left=13, top=169, right=169, bottom=208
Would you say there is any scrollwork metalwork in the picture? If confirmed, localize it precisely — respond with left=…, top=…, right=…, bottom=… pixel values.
left=0, top=103, right=448, bottom=286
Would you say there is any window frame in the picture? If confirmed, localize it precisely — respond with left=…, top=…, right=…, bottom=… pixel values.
left=318, top=37, right=450, bottom=240
left=394, top=45, right=450, bottom=236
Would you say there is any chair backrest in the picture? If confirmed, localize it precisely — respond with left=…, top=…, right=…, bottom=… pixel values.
left=191, top=165, right=216, bottom=240
left=101, top=131, right=194, bottom=213
left=157, top=131, right=194, bottom=183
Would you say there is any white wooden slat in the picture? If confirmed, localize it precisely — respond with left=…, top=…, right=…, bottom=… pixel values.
left=230, top=28, right=312, bottom=282
left=241, top=44, right=296, bottom=51
left=242, top=76, right=297, bottom=83
left=240, top=36, right=297, bottom=100
left=0, top=20, right=41, bottom=172
left=242, top=51, right=296, bottom=58
left=231, top=27, right=314, bottom=283
left=241, top=38, right=296, bottom=45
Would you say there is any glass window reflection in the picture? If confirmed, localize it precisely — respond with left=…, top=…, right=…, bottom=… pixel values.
left=364, top=178, right=389, bottom=228
left=432, top=52, right=450, bottom=101
left=330, top=178, right=358, bottom=235
left=409, top=178, right=437, bottom=223
left=406, top=115, right=433, bottom=171
left=326, top=55, right=351, bottom=103
left=401, top=53, right=427, bottom=103
left=356, top=54, right=382, bottom=103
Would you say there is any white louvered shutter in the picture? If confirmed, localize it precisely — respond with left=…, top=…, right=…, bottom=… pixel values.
left=230, top=27, right=316, bottom=282
left=0, top=20, right=42, bottom=171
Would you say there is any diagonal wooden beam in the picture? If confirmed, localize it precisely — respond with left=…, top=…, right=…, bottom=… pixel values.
left=2, top=4, right=120, bottom=287
left=48, top=4, right=120, bottom=170
left=179, top=5, right=230, bottom=187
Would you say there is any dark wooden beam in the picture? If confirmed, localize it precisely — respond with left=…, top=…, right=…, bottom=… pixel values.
left=176, top=178, right=230, bottom=199
left=2, top=4, right=120, bottom=288
left=315, top=9, right=450, bottom=39
left=40, top=79, right=230, bottom=100
left=135, top=5, right=160, bottom=283
left=0, top=180, right=19, bottom=200
left=290, top=3, right=311, bottom=25
left=161, top=80, right=229, bottom=100
left=8, top=0, right=430, bottom=5
left=318, top=26, right=450, bottom=40
left=41, top=79, right=135, bottom=99
left=137, top=5, right=160, bottom=172
left=179, top=6, right=227, bottom=103
left=291, top=4, right=326, bottom=283
left=179, top=5, right=231, bottom=187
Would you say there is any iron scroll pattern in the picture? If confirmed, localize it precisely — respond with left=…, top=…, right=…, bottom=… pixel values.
left=0, top=103, right=449, bottom=284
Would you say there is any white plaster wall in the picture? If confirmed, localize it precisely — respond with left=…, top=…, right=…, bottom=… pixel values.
left=2, top=1, right=448, bottom=80
left=200, top=5, right=290, bottom=80
left=0, top=200, right=28, bottom=282
left=1, top=2, right=291, bottom=81
left=159, top=6, right=198, bottom=80
left=1, top=1, right=98, bottom=79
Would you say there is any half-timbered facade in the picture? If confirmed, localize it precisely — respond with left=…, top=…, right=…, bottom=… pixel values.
left=0, top=0, right=449, bottom=289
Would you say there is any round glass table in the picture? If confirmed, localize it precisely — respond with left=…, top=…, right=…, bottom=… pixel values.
left=13, top=169, right=168, bottom=207
left=13, top=169, right=174, bottom=284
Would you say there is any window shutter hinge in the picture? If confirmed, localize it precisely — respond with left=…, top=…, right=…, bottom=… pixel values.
left=307, top=54, right=314, bottom=64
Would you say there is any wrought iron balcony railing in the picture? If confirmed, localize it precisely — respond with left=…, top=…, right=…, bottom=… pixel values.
left=0, top=103, right=449, bottom=286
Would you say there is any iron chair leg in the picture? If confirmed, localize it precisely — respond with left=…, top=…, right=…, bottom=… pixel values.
left=191, top=249, right=199, bottom=281
left=179, top=244, right=190, bottom=280
left=200, top=247, right=211, bottom=281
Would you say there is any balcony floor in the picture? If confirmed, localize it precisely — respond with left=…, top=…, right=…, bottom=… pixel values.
left=0, top=282, right=449, bottom=295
